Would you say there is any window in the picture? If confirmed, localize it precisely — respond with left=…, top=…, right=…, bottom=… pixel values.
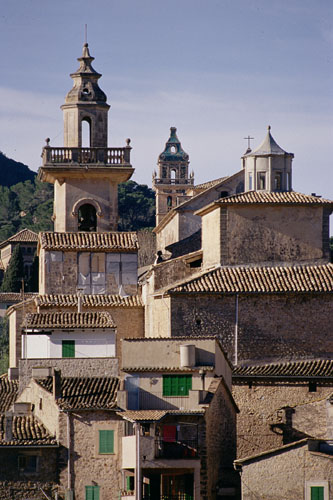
left=126, top=475, right=135, bottom=492
left=85, top=485, right=100, bottom=500
left=62, top=340, right=75, bottom=358
left=18, top=455, right=38, bottom=473
left=78, top=203, right=97, bottom=232
left=78, top=252, right=105, bottom=294
left=163, top=375, right=192, bottom=396
left=167, top=196, right=172, bottom=208
left=106, top=253, right=137, bottom=286
left=306, top=482, right=328, bottom=500
left=257, top=172, right=266, bottom=190
left=274, top=172, right=282, bottom=191
left=311, top=487, right=324, bottom=500
left=99, top=430, right=114, bottom=454
left=248, top=173, right=253, bottom=190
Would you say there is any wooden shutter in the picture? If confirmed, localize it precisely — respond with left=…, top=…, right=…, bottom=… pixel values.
left=311, top=487, right=324, bottom=500
left=163, top=375, right=192, bottom=396
left=99, top=430, right=114, bottom=454
left=163, top=376, right=172, bottom=396
left=62, top=340, right=75, bottom=358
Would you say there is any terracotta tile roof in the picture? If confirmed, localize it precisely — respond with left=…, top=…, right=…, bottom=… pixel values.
left=195, top=176, right=228, bottom=191
left=36, top=376, right=119, bottom=410
left=118, top=409, right=205, bottom=422
left=0, top=228, right=38, bottom=249
left=122, top=366, right=214, bottom=373
left=215, top=191, right=333, bottom=205
left=169, top=263, right=333, bottom=294
left=0, top=376, right=19, bottom=412
left=39, top=231, right=138, bottom=251
left=0, top=414, right=57, bottom=446
left=0, top=292, right=36, bottom=303
left=35, top=294, right=143, bottom=308
left=233, top=359, right=333, bottom=379
left=25, top=311, right=116, bottom=329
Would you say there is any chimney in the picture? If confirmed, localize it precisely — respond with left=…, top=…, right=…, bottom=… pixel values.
left=4, top=412, right=13, bottom=441
left=53, top=369, right=62, bottom=399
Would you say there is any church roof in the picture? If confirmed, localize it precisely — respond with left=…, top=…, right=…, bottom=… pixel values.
left=35, top=294, right=143, bottom=308
left=0, top=228, right=38, bottom=249
left=169, top=263, right=333, bottom=294
left=158, top=127, right=189, bottom=162
left=243, top=126, right=293, bottom=157
left=233, top=359, right=333, bottom=379
left=39, top=231, right=138, bottom=251
left=25, top=311, right=116, bottom=329
left=0, top=414, right=57, bottom=447
left=36, top=376, right=119, bottom=410
left=194, top=176, right=229, bottom=191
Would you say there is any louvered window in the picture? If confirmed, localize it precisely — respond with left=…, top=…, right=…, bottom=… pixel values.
left=99, top=430, right=114, bottom=454
left=163, top=375, right=192, bottom=396
left=85, top=485, right=100, bottom=500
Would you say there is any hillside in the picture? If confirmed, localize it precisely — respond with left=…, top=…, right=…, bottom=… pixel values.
left=0, top=152, right=36, bottom=187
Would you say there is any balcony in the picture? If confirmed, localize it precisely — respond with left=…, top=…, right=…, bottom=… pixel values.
left=123, top=389, right=207, bottom=411
left=155, top=437, right=198, bottom=459
left=153, top=178, right=194, bottom=185
left=42, top=146, right=131, bottom=166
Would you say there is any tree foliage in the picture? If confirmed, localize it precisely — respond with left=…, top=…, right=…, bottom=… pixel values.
left=0, top=317, right=9, bottom=375
left=1, top=245, right=24, bottom=293
left=118, top=181, right=155, bottom=231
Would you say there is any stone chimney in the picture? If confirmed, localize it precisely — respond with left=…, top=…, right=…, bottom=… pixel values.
left=4, top=412, right=13, bottom=441
left=53, top=369, right=62, bottom=400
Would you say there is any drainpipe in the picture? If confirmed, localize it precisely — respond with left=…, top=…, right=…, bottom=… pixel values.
left=135, top=422, right=141, bottom=500
left=67, top=412, right=72, bottom=492
left=234, top=294, right=239, bottom=366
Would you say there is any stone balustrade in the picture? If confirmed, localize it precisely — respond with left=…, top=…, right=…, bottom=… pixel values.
left=42, top=146, right=131, bottom=166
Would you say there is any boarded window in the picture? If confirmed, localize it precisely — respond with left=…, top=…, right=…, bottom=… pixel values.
left=99, top=430, right=114, bottom=454
left=163, top=375, right=192, bottom=396
left=106, top=253, right=137, bottom=286
left=78, top=253, right=105, bottom=294
left=85, top=485, right=100, bottom=500
left=62, top=340, right=75, bottom=358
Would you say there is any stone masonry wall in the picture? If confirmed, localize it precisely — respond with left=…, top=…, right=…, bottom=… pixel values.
left=233, top=382, right=333, bottom=459
left=170, top=293, right=333, bottom=363
left=239, top=444, right=333, bottom=500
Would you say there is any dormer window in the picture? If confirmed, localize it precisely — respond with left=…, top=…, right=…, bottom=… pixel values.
left=257, top=172, right=266, bottom=190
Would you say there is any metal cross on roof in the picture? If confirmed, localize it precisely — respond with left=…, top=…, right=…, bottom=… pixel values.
left=244, top=135, right=254, bottom=149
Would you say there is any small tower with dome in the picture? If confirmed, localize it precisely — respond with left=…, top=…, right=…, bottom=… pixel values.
left=242, top=126, right=294, bottom=193
left=153, top=127, right=193, bottom=225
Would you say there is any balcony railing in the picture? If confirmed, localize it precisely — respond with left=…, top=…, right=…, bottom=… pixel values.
left=127, top=390, right=195, bottom=410
left=42, top=146, right=131, bottom=166
left=155, top=438, right=198, bottom=459
left=153, top=178, right=194, bottom=185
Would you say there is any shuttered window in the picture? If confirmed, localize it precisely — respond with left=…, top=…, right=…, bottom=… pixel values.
left=311, top=487, right=324, bottom=500
left=163, top=375, right=192, bottom=396
left=99, top=430, right=114, bottom=454
left=85, top=485, right=100, bottom=500
left=62, top=340, right=75, bottom=358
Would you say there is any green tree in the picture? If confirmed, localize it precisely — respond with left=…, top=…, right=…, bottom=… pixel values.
left=1, top=245, right=24, bottom=292
left=0, top=317, right=9, bottom=375
left=118, top=181, right=155, bottom=231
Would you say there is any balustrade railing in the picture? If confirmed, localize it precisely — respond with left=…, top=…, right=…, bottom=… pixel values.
left=155, top=437, right=198, bottom=459
left=42, top=146, right=131, bottom=166
left=153, top=178, right=194, bottom=185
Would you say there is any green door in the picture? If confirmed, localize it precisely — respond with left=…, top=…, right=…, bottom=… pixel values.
left=311, top=486, right=324, bottom=500
left=62, top=340, right=75, bottom=358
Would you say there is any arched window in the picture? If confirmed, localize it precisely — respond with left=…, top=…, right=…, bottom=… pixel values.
left=78, top=204, right=97, bottom=232
left=167, top=196, right=172, bottom=209
left=81, top=118, right=91, bottom=148
left=170, top=169, right=176, bottom=183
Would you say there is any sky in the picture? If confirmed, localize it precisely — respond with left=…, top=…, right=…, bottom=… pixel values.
left=1, top=0, right=332, bottom=203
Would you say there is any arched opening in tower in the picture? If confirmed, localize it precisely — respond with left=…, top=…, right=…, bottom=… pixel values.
left=78, top=204, right=97, bottom=232
left=81, top=118, right=92, bottom=148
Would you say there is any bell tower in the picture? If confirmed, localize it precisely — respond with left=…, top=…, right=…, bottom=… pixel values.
left=153, top=127, right=193, bottom=225
left=38, top=43, right=134, bottom=232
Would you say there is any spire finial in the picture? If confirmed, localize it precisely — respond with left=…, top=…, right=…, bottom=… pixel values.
left=268, top=125, right=271, bottom=131
left=84, top=24, right=88, bottom=45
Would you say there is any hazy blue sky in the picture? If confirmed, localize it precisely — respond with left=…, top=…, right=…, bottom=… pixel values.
left=1, top=0, right=332, bottom=201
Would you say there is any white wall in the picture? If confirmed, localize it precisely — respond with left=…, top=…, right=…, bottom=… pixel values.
left=22, top=330, right=116, bottom=358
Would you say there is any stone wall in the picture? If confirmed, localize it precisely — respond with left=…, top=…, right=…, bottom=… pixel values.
left=0, top=480, right=58, bottom=500
left=238, top=443, right=333, bottom=500
left=169, top=293, right=333, bottom=363
left=233, top=382, right=333, bottom=459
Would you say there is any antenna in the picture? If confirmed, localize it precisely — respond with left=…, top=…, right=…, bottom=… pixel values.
left=84, top=24, right=88, bottom=44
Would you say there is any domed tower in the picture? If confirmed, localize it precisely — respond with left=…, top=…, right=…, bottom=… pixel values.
left=153, top=127, right=193, bottom=225
left=242, top=126, right=294, bottom=193
left=39, top=43, right=133, bottom=232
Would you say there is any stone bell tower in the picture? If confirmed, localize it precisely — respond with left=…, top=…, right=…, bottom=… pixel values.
left=38, top=43, right=134, bottom=232
left=152, top=127, right=193, bottom=225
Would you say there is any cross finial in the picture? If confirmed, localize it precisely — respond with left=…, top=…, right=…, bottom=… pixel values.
left=244, top=135, right=254, bottom=149
left=84, top=24, right=88, bottom=45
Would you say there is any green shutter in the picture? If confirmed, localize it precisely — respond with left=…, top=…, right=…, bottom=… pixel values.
left=62, top=340, right=75, bottom=358
left=311, top=487, right=324, bottom=500
left=99, top=430, right=114, bottom=454
left=85, top=486, right=100, bottom=500
left=163, top=375, right=192, bottom=396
